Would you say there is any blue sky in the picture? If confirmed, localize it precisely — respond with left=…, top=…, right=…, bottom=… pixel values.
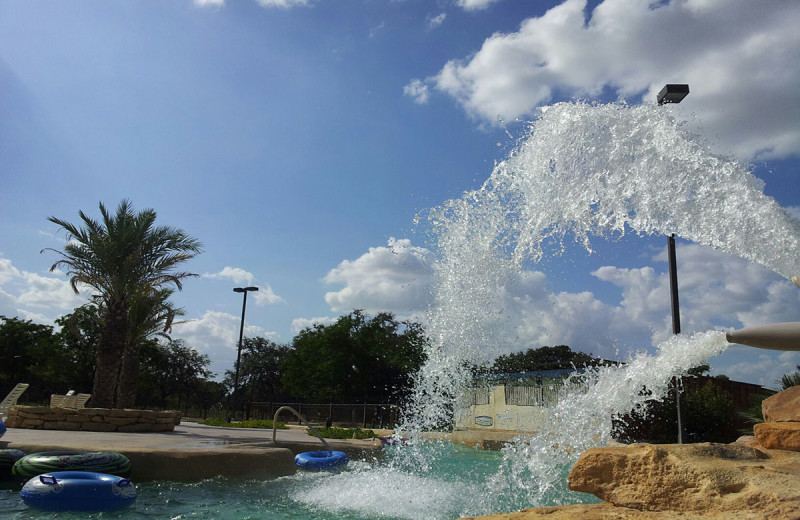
left=2, top=0, right=800, bottom=388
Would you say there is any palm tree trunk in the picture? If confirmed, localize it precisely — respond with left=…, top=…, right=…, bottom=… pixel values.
left=115, top=341, right=140, bottom=409
left=91, top=305, right=126, bottom=408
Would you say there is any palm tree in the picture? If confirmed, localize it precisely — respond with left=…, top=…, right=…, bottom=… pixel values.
left=45, top=200, right=201, bottom=408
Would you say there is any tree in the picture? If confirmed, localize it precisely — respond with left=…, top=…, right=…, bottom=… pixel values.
left=45, top=200, right=202, bottom=408
left=491, top=345, right=598, bottom=374
left=780, top=366, right=800, bottom=390
left=136, top=339, right=219, bottom=409
left=222, top=337, right=292, bottom=403
left=282, top=311, right=427, bottom=402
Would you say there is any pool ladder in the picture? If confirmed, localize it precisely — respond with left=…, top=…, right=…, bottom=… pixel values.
left=271, top=405, right=332, bottom=451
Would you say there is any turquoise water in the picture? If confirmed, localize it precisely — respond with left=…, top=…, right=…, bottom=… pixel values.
left=0, top=443, right=587, bottom=520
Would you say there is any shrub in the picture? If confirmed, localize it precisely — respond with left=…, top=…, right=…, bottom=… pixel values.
left=309, top=427, right=377, bottom=439
left=199, top=418, right=287, bottom=429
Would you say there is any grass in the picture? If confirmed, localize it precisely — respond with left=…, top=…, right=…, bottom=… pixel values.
left=309, top=426, right=377, bottom=440
left=199, top=418, right=288, bottom=429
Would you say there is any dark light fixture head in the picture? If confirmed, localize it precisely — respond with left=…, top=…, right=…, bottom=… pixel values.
left=233, top=286, right=259, bottom=293
left=657, top=84, right=690, bottom=105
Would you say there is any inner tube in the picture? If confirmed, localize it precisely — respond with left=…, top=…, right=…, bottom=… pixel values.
left=13, top=451, right=131, bottom=479
left=294, top=450, right=349, bottom=470
left=20, top=471, right=137, bottom=512
left=0, top=419, right=6, bottom=438
left=0, top=449, right=25, bottom=480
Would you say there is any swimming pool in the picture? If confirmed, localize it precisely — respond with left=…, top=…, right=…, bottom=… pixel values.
left=0, top=442, right=593, bottom=520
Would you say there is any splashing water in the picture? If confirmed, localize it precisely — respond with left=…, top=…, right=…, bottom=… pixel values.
left=389, top=101, right=800, bottom=513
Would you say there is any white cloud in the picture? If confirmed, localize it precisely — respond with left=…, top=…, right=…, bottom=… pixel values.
left=404, top=79, right=431, bottom=105
left=457, top=0, right=502, bottom=11
left=429, top=0, right=800, bottom=160
left=428, top=13, right=447, bottom=30
left=324, top=237, right=435, bottom=315
left=172, top=310, right=276, bottom=379
left=254, top=0, right=310, bottom=8
left=193, top=0, right=225, bottom=6
left=291, top=316, right=336, bottom=334
left=0, top=256, right=89, bottom=322
left=202, top=266, right=254, bottom=285
left=253, top=285, right=286, bottom=306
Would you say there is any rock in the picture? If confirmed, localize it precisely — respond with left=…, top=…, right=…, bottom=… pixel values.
left=566, top=443, right=799, bottom=517
left=763, top=386, right=800, bottom=422
left=754, top=422, right=800, bottom=451
left=460, top=502, right=769, bottom=519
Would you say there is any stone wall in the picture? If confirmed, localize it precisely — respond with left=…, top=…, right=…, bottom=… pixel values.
left=4, top=405, right=181, bottom=432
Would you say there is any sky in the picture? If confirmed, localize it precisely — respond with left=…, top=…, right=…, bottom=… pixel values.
left=2, top=0, right=800, bottom=389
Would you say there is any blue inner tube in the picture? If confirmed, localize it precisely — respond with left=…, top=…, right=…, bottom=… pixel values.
left=20, top=471, right=137, bottom=512
left=13, top=451, right=131, bottom=479
left=0, top=419, right=6, bottom=438
left=294, top=450, right=349, bottom=470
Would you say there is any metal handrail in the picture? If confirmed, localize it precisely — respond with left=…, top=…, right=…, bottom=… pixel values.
left=272, top=405, right=332, bottom=451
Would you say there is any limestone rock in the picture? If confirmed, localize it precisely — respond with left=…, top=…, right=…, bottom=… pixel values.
left=763, top=386, right=800, bottom=422
left=566, top=443, right=799, bottom=517
left=754, top=422, right=800, bottom=451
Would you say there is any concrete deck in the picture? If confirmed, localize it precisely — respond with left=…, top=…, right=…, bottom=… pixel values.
left=0, top=422, right=385, bottom=482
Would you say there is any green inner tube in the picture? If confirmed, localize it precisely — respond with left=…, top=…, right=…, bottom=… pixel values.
left=0, top=449, right=26, bottom=480
left=12, top=451, right=131, bottom=478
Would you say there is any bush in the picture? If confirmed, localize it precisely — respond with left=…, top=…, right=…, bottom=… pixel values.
left=309, top=427, right=377, bottom=439
left=199, top=418, right=287, bottom=429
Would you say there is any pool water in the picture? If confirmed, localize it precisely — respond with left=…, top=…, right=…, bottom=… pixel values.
left=0, top=442, right=588, bottom=520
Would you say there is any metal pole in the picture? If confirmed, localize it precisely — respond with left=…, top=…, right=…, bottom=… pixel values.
left=233, top=289, right=249, bottom=419
left=668, top=234, right=686, bottom=443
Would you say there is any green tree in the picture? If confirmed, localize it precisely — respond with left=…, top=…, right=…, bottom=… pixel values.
left=0, top=316, right=61, bottom=401
left=282, top=311, right=427, bottom=402
left=45, top=200, right=202, bottom=408
left=491, top=345, right=598, bottom=374
left=222, top=337, right=292, bottom=403
left=136, top=339, right=218, bottom=409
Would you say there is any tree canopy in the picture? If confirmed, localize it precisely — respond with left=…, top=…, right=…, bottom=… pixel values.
left=282, top=310, right=427, bottom=402
left=490, top=345, right=599, bottom=374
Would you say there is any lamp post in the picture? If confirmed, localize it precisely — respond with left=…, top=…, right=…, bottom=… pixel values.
left=232, top=286, right=258, bottom=420
left=658, top=84, right=689, bottom=443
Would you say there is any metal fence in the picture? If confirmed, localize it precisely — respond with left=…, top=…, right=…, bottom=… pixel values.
left=504, top=385, right=562, bottom=407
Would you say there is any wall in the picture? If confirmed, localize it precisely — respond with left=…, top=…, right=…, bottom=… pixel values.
left=4, top=405, right=181, bottom=432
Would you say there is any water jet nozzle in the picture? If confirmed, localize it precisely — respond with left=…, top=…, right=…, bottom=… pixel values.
left=725, top=322, right=800, bottom=350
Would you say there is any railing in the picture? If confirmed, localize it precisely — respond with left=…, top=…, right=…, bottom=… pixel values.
left=271, top=406, right=331, bottom=450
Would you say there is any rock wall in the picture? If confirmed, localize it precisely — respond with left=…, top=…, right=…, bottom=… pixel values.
left=4, top=405, right=181, bottom=432
left=461, top=386, right=800, bottom=520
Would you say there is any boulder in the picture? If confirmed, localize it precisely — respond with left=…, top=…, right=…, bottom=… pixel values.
left=763, top=386, right=800, bottom=422
left=754, top=422, right=800, bottom=451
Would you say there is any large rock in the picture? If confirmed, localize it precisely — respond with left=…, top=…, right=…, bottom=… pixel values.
left=754, top=421, right=800, bottom=451
left=462, top=443, right=800, bottom=520
left=763, top=385, right=800, bottom=422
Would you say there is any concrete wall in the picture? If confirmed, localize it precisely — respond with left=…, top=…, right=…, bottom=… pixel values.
left=454, top=385, right=556, bottom=433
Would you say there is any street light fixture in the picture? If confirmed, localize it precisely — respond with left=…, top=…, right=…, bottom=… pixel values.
left=658, top=83, right=689, bottom=443
left=232, top=286, right=258, bottom=419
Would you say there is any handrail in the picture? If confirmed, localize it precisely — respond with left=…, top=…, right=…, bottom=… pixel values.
left=272, top=405, right=332, bottom=451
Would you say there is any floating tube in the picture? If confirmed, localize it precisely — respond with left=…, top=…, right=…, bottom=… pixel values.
left=726, top=322, right=800, bottom=351
left=294, top=450, right=349, bottom=470
left=13, top=451, right=131, bottom=479
left=0, top=419, right=5, bottom=438
left=20, top=471, right=137, bottom=512
left=0, top=449, right=25, bottom=480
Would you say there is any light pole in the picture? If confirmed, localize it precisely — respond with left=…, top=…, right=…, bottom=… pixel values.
left=658, top=84, right=689, bottom=443
left=232, top=286, right=258, bottom=419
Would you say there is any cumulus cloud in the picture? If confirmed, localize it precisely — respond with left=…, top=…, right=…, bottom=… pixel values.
left=427, top=0, right=800, bottom=160
left=172, top=310, right=276, bottom=378
left=457, top=0, right=502, bottom=11
left=0, top=256, right=89, bottom=323
left=253, top=285, right=286, bottom=306
left=202, top=266, right=254, bottom=285
left=324, top=237, right=435, bottom=315
left=193, top=0, right=225, bottom=6
left=291, top=316, right=337, bottom=334
left=404, top=79, right=431, bottom=104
